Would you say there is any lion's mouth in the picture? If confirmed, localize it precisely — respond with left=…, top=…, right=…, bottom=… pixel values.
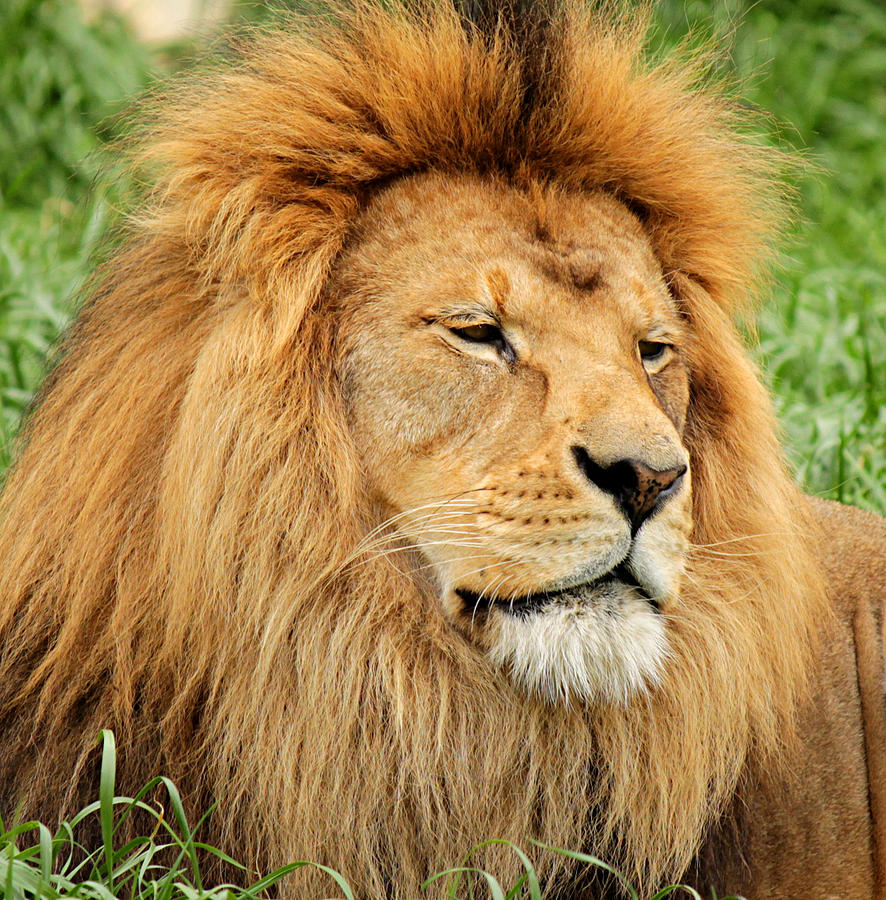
left=455, top=564, right=657, bottom=617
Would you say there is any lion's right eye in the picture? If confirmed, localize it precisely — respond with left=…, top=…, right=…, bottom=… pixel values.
left=446, top=322, right=516, bottom=365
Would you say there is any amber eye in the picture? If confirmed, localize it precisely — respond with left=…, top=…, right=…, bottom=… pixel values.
left=638, top=340, right=669, bottom=363
left=450, top=322, right=503, bottom=343
left=447, top=321, right=516, bottom=364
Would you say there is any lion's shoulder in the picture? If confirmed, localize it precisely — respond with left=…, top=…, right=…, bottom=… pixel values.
left=807, top=496, right=886, bottom=619
left=691, top=496, right=886, bottom=897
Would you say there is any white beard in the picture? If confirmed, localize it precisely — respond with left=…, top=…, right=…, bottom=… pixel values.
left=487, top=588, right=668, bottom=704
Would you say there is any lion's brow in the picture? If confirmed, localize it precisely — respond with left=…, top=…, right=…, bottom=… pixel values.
left=484, top=267, right=511, bottom=311
left=529, top=243, right=606, bottom=297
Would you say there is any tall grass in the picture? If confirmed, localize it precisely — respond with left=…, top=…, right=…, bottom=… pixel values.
left=0, top=0, right=152, bottom=467
left=655, top=0, right=886, bottom=512
left=0, top=732, right=359, bottom=900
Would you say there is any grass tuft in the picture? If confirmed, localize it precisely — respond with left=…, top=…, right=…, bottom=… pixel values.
left=0, top=731, right=333, bottom=900
left=0, top=732, right=744, bottom=899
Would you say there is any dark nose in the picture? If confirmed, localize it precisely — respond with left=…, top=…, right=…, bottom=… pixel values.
left=571, top=446, right=686, bottom=533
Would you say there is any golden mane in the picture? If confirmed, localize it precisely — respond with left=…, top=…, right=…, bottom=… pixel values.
left=0, top=2, right=826, bottom=895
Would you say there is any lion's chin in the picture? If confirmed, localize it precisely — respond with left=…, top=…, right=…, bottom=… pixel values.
left=477, top=579, right=669, bottom=705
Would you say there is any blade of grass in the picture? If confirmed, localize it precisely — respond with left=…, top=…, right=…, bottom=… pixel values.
left=467, top=840, right=542, bottom=900
left=97, top=729, right=116, bottom=893
left=37, top=821, right=53, bottom=890
left=532, top=841, right=640, bottom=900
left=158, top=776, right=203, bottom=892
left=422, top=867, right=507, bottom=900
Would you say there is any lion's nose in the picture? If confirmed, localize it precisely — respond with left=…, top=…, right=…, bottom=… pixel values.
left=571, top=446, right=686, bottom=532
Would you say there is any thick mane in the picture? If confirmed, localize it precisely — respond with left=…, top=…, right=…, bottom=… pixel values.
left=0, top=2, right=825, bottom=896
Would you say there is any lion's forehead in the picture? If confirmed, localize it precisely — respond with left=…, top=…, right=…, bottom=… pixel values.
left=341, top=173, right=676, bottom=342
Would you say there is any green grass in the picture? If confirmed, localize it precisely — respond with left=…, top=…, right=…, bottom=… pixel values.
left=1, top=733, right=741, bottom=900
left=0, top=732, right=358, bottom=900
left=0, top=0, right=153, bottom=468
left=653, top=0, right=886, bottom=512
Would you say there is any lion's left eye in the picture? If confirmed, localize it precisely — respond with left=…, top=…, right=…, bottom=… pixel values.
left=638, top=341, right=669, bottom=363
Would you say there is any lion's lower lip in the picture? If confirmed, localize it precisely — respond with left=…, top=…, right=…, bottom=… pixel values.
left=455, top=564, right=657, bottom=617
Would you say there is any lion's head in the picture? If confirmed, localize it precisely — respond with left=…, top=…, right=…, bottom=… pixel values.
left=0, top=2, right=827, bottom=896
left=337, top=174, right=691, bottom=703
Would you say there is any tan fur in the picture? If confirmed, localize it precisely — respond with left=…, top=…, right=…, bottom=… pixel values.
left=0, top=2, right=852, bottom=897
left=692, top=500, right=886, bottom=899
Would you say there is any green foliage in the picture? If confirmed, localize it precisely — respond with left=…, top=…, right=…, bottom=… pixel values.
left=0, top=199, right=109, bottom=469
left=0, top=0, right=150, bottom=206
left=652, top=0, right=886, bottom=512
left=0, top=0, right=153, bottom=469
left=0, top=731, right=349, bottom=899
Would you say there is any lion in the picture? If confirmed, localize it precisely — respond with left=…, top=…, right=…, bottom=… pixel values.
left=0, top=1, right=884, bottom=898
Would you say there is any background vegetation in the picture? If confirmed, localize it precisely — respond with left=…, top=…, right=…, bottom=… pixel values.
left=0, top=0, right=883, bottom=896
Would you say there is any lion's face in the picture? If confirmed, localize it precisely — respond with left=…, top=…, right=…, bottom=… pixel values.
left=336, top=173, right=692, bottom=703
